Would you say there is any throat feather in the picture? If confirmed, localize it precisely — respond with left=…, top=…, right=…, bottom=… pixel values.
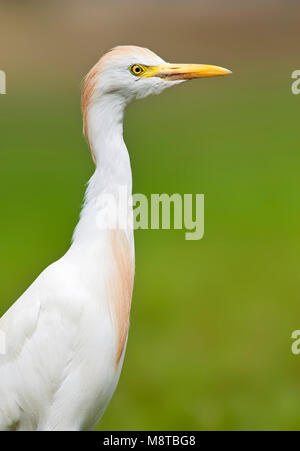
left=108, top=229, right=134, bottom=366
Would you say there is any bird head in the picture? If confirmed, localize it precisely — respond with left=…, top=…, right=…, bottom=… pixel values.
left=83, top=45, right=231, bottom=106
left=82, top=46, right=231, bottom=161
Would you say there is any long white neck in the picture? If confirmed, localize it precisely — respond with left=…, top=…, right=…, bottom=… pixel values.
left=73, top=93, right=133, bottom=245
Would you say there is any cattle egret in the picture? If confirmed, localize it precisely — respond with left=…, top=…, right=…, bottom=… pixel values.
left=0, top=46, right=231, bottom=431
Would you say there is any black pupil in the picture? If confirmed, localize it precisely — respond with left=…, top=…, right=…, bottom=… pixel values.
left=135, top=66, right=141, bottom=73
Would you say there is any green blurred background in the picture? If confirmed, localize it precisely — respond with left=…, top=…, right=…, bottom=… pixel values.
left=1, top=0, right=300, bottom=430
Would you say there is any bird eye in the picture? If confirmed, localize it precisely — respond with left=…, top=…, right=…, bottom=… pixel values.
left=129, top=64, right=145, bottom=76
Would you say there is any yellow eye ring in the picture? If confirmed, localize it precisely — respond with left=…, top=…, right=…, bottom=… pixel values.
left=129, top=64, right=145, bottom=76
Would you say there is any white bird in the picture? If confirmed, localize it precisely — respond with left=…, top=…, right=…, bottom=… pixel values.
left=0, top=46, right=231, bottom=431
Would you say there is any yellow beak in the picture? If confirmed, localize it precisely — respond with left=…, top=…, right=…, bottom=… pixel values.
left=147, top=63, right=232, bottom=80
